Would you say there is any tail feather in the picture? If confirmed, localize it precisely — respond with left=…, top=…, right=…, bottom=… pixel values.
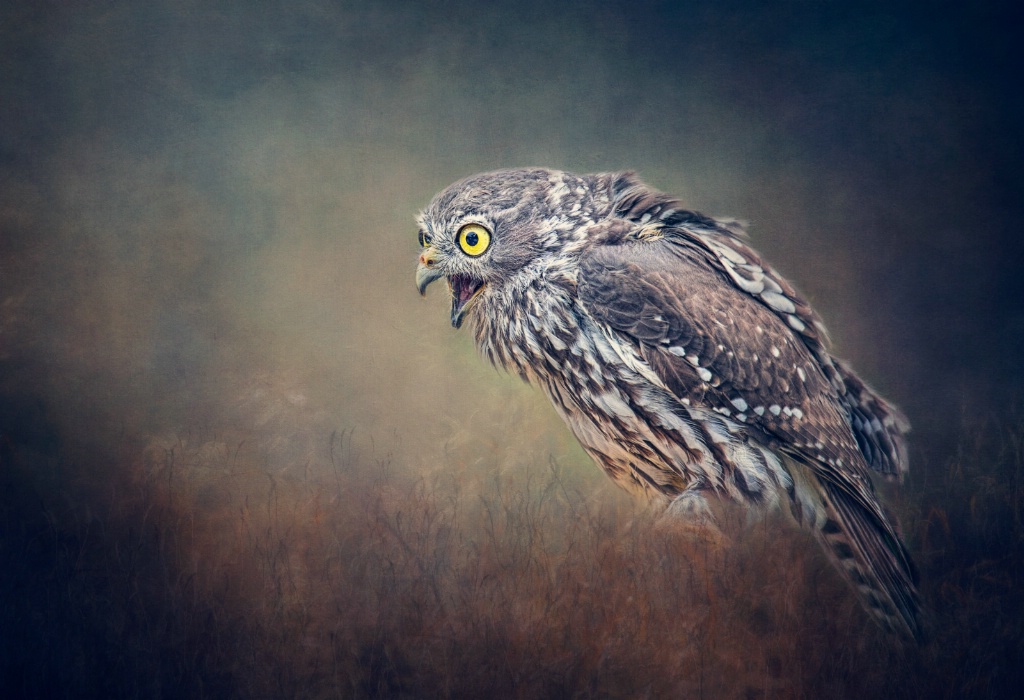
left=816, top=477, right=921, bottom=640
left=788, top=460, right=921, bottom=641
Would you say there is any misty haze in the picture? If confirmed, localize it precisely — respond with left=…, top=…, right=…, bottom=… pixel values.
left=2, top=1, right=1022, bottom=698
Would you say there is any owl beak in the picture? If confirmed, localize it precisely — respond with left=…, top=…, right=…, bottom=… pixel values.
left=416, top=253, right=444, bottom=296
left=417, top=252, right=484, bottom=329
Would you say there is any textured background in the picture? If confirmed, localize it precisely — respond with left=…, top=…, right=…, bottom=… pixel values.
left=2, top=1, right=1022, bottom=697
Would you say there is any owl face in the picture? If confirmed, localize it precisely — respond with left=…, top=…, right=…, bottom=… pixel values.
left=416, top=168, right=609, bottom=327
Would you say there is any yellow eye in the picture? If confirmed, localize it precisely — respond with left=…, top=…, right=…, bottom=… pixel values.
left=456, top=223, right=491, bottom=257
left=418, top=230, right=433, bottom=248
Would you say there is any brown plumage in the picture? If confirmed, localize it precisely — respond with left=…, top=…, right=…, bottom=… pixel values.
left=416, top=168, right=920, bottom=640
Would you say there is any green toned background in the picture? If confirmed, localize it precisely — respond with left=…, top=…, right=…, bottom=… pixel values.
left=2, top=1, right=1022, bottom=697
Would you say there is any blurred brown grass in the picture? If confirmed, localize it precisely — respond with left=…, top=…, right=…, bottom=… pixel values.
left=4, top=408, right=1021, bottom=698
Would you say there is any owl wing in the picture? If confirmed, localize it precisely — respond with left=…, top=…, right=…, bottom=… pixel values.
left=576, top=224, right=920, bottom=639
left=577, top=228, right=872, bottom=496
left=602, top=172, right=909, bottom=481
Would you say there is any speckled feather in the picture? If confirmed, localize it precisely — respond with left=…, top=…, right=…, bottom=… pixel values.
left=416, top=168, right=919, bottom=640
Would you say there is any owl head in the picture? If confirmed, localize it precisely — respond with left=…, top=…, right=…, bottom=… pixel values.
left=416, top=167, right=656, bottom=328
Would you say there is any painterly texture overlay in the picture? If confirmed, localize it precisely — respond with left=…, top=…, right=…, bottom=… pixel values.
left=2, top=1, right=1022, bottom=697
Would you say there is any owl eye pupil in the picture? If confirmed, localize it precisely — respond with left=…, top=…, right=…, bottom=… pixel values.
left=465, top=231, right=479, bottom=247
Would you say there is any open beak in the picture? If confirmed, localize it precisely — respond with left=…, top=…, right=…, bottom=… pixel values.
left=416, top=253, right=485, bottom=329
left=448, top=274, right=485, bottom=329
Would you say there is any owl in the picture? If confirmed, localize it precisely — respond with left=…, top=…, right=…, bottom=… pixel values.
left=415, top=168, right=920, bottom=640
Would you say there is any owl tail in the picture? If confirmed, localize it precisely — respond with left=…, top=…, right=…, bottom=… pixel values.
left=789, top=462, right=922, bottom=642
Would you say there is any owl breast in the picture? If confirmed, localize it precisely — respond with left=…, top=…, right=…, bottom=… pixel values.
left=470, top=278, right=794, bottom=507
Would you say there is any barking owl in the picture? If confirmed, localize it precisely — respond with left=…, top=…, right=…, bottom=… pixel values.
left=415, top=168, right=920, bottom=640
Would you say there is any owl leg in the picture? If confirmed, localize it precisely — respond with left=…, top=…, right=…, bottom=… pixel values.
left=659, top=486, right=729, bottom=547
left=664, top=488, right=715, bottom=521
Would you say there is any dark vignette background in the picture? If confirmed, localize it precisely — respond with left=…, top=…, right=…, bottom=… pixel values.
left=2, top=0, right=1022, bottom=697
